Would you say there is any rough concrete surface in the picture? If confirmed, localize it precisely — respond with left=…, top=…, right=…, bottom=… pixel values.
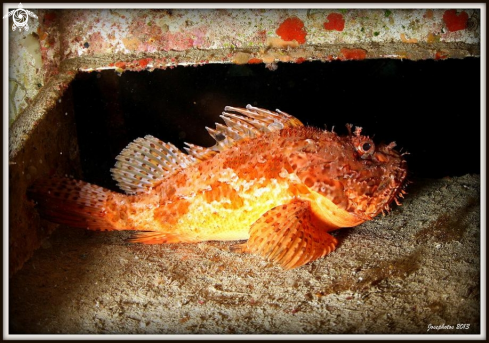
left=8, top=174, right=481, bottom=335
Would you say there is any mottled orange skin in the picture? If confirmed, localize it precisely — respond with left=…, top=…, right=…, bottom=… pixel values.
left=98, top=126, right=406, bottom=244
left=29, top=110, right=407, bottom=268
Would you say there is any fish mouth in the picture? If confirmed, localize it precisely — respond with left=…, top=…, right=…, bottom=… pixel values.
left=374, top=164, right=409, bottom=216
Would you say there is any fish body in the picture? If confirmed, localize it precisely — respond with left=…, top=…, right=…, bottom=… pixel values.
left=28, top=105, right=407, bottom=269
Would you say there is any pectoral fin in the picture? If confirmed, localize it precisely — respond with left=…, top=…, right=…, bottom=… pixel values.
left=233, top=199, right=338, bottom=269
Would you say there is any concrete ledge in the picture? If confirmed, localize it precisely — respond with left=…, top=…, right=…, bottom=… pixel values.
left=8, top=80, right=81, bottom=276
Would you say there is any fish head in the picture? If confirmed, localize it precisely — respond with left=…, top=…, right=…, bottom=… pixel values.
left=287, top=126, right=408, bottom=220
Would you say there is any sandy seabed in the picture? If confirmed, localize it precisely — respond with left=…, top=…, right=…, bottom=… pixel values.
left=9, top=174, right=481, bottom=335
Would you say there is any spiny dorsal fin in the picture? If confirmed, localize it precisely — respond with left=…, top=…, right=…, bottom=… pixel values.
left=111, top=135, right=197, bottom=194
left=183, top=142, right=217, bottom=161
left=204, top=104, right=304, bottom=152
left=111, top=105, right=303, bottom=194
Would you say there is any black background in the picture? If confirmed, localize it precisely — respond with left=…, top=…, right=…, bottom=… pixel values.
left=72, top=58, right=481, bottom=191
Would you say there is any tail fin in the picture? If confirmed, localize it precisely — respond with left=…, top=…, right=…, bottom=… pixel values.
left=28, top=177, right=119, bottom=231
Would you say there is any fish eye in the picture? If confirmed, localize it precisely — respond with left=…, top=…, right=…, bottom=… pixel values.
left=354, top=138, right=375, bottom=158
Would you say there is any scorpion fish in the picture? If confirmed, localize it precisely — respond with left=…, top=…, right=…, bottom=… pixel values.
left=28, top=105, right=408, bottom=269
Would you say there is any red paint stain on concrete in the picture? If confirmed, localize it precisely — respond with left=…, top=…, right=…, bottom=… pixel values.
left=138, top=58, right=152, bottom=68
left=248, top=58, right=263, bottom=64
left=443, top=10, right=469, bottom=32
left=435, top=51, right=449, bottom=60
left=114, top=61, right=126, bottom=69
left=323, top=13, right=345, bottom=31
left=276, top=17, right=307, bottom=44
left=339, top=48, right=367, bottom=60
